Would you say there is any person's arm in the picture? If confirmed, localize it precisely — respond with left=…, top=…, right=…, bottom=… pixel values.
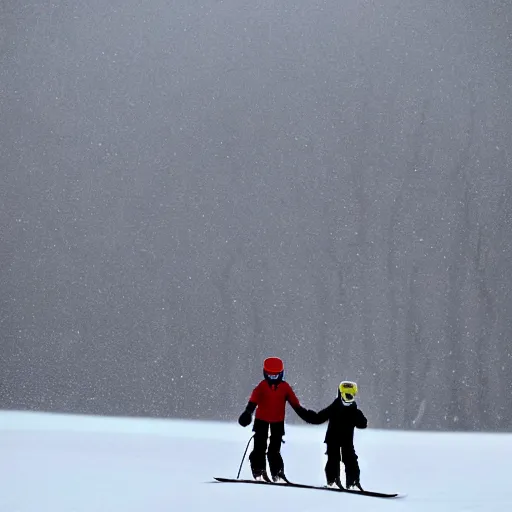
left=238, top=386, right=259, bottom=427
left=286, top=384, right=319, bottom=424
left=306, top=402, right=332, bottom=425
left=354, top=407, right=368, bottom=429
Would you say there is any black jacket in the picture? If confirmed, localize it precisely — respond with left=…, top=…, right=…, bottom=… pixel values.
left=311, top=397, right=367, bottom=446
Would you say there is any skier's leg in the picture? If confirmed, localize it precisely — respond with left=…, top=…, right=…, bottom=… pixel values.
left=249, top=419, right=269, bottom=480
left=267, top=421, right=286, bottom=481
left=341, top=444, right=361, bottom=488
left=325, top=443, right=342, bottom=487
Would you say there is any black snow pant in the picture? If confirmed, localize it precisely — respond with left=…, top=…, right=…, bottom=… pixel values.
left=249, top=419, right=285, bottom=478
left=325, top=443, right=360, bottom=486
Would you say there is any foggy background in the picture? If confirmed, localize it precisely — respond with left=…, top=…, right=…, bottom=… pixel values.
left=1, top=0, right=511, bottom=431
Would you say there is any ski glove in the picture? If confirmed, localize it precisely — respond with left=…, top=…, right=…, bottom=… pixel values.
left=293, top=405, right=318, bottom=424
left=354, top=409, right=368, bottom=429
left=302, top=409, right=318, bottom=424
left=238, top=410, right=252, bottom=427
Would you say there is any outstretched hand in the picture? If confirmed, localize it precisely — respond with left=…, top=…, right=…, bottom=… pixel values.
left=303, top=408, right=318, bottom=424
left=294, top=406, right=318, bottom=424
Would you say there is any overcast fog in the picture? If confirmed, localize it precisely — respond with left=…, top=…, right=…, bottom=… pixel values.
left=1, top=0, right=511, bottom=431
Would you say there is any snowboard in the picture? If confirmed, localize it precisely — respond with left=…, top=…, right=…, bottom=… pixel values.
left=213, top=477, right=404, bottom=498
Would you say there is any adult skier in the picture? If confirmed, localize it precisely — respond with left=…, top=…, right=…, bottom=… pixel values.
left=238, top=357, right=315, bottom=483
left=309, top=381, right=368, bottom=490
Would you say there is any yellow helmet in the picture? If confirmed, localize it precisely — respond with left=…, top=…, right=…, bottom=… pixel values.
left=338, top=381, right=358, bottom=403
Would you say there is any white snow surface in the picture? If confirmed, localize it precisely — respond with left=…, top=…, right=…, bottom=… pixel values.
left=2, top=411, right=511, bottom=512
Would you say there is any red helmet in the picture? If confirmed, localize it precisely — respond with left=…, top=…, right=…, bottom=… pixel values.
left=263, top=357, right=284, bottom=383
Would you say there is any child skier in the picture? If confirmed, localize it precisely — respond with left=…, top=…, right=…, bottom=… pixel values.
left=238, top=357, right=315, bottom=483
left=309, top=381, right=368, bottom=490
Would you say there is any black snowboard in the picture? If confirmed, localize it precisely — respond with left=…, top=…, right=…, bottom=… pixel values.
left=213, top=477, right=404, bottom=498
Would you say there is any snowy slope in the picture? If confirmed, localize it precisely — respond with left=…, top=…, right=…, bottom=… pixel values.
left=1, top=411, right=510, bottom=512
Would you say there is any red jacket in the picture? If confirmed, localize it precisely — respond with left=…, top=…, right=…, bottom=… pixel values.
left=249, top=380, right=301, bottom=423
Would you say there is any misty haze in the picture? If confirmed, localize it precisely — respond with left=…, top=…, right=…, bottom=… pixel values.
left=1, top=0, right=511, bottom=432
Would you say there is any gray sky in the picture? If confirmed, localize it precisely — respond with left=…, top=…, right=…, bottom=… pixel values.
left=1, top=0, right=511, bottom=430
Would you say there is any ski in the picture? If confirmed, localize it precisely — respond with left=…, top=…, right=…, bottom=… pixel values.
left=213, top=477, right=403, bottom=498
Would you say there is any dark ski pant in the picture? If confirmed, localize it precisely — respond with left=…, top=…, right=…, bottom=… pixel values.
left=249, top=419, right=285, bottom=478
left=325, top=443, right=360, bottom=486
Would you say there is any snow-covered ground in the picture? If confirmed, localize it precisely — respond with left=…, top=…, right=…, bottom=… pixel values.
left=1, top=410, right=510, bottom=512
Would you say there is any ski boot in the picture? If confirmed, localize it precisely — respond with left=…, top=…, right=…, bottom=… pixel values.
left=272, top=470, right=290, bottom=484
left=346, top=476, right=363, bottom=491
left=252, top=468, right=271, bottom=482
left=326, top=476, right=344, bottom=489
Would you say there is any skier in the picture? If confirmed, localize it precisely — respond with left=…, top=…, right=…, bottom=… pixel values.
left=309, top=381, right=368, bottom=490
left=238, top=357, right=315, bottom=483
